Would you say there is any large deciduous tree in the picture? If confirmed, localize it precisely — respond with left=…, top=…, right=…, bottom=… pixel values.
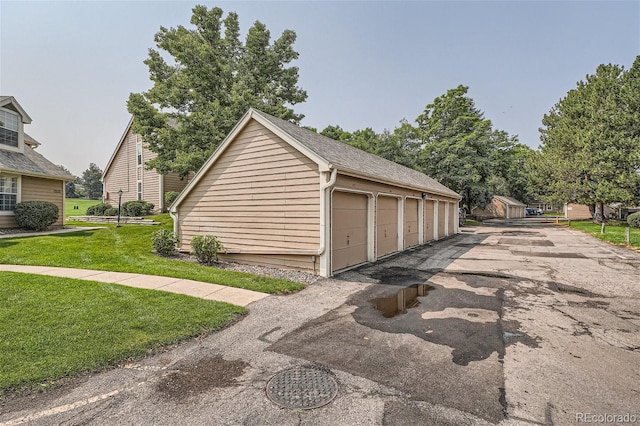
left=536, top=57, right=640, bottom=222
left=128, top=5, right=307, bottom=177
left=416, top=85, right=496, bottom=211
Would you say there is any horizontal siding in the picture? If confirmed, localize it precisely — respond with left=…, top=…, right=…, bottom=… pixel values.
left=142, top=142, right=160, bottom=208
left=0, top=215, right=17, bottom=228
left=163, top=172, right=189, bottom=194
left=219, top=253, right=319, bottom=274
left=178, top=119, right=320, bottom=253
left=21, top=176, right=65, bottom=226
left=103, top=129, right=139, bottom=204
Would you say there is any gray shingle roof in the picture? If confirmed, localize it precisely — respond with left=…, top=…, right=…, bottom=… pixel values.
left=493, top=195, right=525, bottom=206
left=252, top=109, right=460, bottom=198
left=0, top=146, right=74, bottom=180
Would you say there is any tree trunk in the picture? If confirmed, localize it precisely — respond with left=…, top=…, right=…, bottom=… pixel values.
left=593, top=201, right=605, bottom=223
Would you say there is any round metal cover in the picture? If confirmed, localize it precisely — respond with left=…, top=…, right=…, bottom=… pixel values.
left=266, top=367, right=338, bottom=409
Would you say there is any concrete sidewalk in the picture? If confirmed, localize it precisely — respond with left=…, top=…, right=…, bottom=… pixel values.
left=0, top=264, right=268, bottom=307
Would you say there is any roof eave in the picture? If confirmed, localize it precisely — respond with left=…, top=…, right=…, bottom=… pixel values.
left=336, top=167, right=462, bottom=200
left=0, top=167, right=74, bottom=181
left=0, top=96, right=33, bottom=124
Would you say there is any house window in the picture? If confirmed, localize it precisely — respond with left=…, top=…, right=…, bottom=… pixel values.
left=0, top=110, right=19, bottom=148
left=137, top=181, right=142, bottom=201
left=0, top=175, right=18, bottom=211
left=136, top=142, right=142, bottom=166
left=546, top=205, right=553, bottom=211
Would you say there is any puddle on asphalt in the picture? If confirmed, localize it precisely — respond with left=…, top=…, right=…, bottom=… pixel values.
left=373, top=284, right=435, bottom=318
left=511, top=251, right=586, bottom=259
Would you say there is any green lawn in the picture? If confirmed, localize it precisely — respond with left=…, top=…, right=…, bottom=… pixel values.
left=0, top=214, right=305, bottom=294
left=0, top=272, right=245, bottom=395
left=568, top=220, right=640, bottom=250
left=65, top=198, right=102, bottom=218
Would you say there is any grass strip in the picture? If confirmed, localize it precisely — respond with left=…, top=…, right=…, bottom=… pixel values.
left=0, top=272, right=245, bottom=395
left=0, top=214, right=305, bottom=294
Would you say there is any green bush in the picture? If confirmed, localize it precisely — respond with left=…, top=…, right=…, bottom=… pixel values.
left=191, top=235, right=226, bottom=265
left=165, top=191, right=180, bottom=208
left=86, top=203, right=113, bottom=216
left=122, top=201, right=154, bottom=217
left=152, top=229, right=178, bottom=257
left=628, top=212, right=640, bottom=228
left=14, top=201, right=59, bottom=231
left=103, top=207, right=119, bottom=216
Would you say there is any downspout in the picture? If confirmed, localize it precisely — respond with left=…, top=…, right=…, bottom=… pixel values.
left=169, top=207, right=179, bottom=246
left=317, top=168, right=337, bottom=277
left=318, top=168, right=337, bottom=256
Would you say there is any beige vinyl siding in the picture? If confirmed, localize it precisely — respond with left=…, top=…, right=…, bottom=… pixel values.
left=22, top=176, right=64, bottom=226
left=565, top=203, right=592, bottom=220
left=141, top=143, right=160, bottom=207
left=220, top=253, right=319, bottom=273
left=472, top=199, right=506, bottom=219
left=0, top=215, right=15, bottom=228
left=163, top=173, right=188, bottom=193
left=103, top=129, right=138, bottom=204
left=178, top=119, right=321, bottom=254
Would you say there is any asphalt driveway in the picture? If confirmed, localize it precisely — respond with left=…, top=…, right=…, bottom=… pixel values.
left=1, top=221, right=639, bottom=425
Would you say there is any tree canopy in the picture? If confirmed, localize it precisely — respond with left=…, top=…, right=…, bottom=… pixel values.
left=128, top=5, right=307, bottom=177
left=81, top=163, right=103, bottom=200
left=534, top=57, right=640, bottom=221
left=415, top=85, right=526, bottom=210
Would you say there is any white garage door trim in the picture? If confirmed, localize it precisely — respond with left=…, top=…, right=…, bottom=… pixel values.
left=330, top=188, right=374, bottom=274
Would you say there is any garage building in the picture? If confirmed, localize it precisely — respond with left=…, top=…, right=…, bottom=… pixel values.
left=170, top=109, right=461, bottom=277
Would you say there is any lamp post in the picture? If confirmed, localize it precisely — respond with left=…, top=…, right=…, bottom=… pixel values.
left=116, top=189, right=123, bottom=227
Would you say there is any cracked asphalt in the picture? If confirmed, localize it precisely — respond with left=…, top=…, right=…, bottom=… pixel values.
left=1, top=220, right=639, bottom=425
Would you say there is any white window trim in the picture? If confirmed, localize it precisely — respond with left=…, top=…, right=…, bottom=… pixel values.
left=0, top=107, right=24, bottom=153
left=0, top=174, right=21, bottom=215
left=136, top=141, right=143, bottom=167
left=137, top=180, right=143, bottom=201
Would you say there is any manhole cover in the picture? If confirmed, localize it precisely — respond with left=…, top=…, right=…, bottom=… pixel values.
left=266, top=367, right=338, bottom=409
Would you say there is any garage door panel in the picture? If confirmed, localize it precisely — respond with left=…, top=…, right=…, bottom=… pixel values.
left=424, top=200, right=435, bottom=242
left=377, top=196, right=399, bottom=258
left=332, top=191, right=369, bottom=272
left=448, top=203, right=455, bottom=235
left=405, top=198, right=419, bottom=248
left=437, top=202, right=446, bottom=239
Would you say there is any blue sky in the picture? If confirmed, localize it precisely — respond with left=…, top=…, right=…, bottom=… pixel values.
left=1, top=1, right=638, bottom=176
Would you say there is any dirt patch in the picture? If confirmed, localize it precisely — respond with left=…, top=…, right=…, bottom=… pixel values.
left=156, top=355, right=248, bottom=401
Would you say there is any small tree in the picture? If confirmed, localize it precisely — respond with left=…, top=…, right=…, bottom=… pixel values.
left=81, top=163, right=104, bottom=200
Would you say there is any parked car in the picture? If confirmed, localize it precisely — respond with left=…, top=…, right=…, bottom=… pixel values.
left=525, top=207, right=536, bottom=216
left=536, top=208, right=543, bottom=215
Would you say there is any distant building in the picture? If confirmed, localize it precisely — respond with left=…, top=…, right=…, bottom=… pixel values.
left=101, top=118, right=189, bottom=212
left=471, top=195, right=526, bottom=219
left=0, top=96, right=74, bottom=229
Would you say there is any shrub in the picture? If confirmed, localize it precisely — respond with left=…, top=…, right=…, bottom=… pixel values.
left=165, top=191, right=180, bottom=208
left=122, top=201, right=154, bottom=217
left=103, top=207, right=119, bottom=216
left=86, top=203, right=113, bottom=216
left=152, top=229, right=178, bottom=257
left=191, top=235, right=226, bottom=265
left=14, top=201, right=59, bottom=231
left=628, top=212, right=640, bottom=228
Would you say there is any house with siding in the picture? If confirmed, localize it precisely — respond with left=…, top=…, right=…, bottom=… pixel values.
left=0, top=96, right=74, bottom=229
left=471, top=195, right=526, bottom=219
left=102, top=117, right=188, bottom=212
left=170, top=108, right=461, bottom=277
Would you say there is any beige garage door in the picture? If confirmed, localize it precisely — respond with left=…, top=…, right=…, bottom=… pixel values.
left=332, top=191, right=369, bottom=272
left=424, top=200, right=435, bottom=242
left=437, top=201, right=446, bottom=239
left=405, top=198, right=419, bottom=248
left=377, top=196, right=399, bottom=258
left=448, top=202, right=455, bottom=236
